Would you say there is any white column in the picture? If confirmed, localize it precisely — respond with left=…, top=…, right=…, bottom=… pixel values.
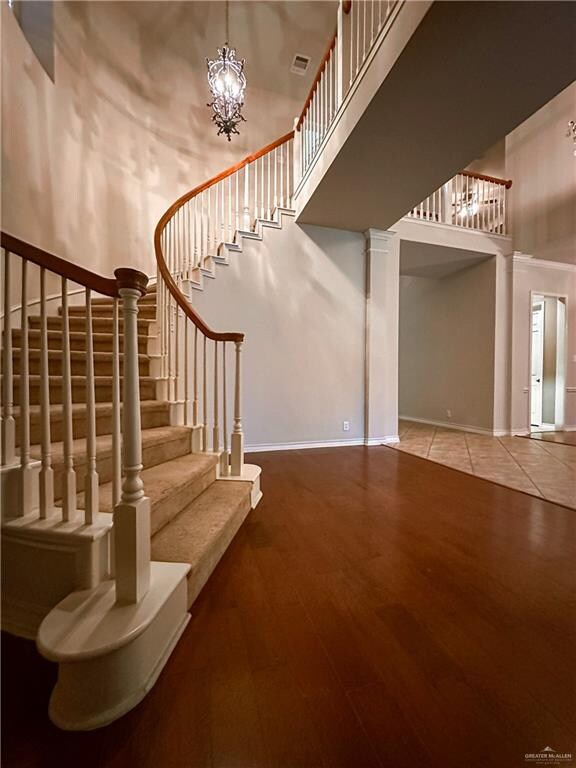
left=364, top=229, right=400, bottom=446
left=113, top=270, right=150, bottom=605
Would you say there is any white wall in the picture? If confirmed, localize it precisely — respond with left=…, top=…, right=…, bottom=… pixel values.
left=1, top=1, right=302, bottom=277
left=506, top=82, right=576, bottom=265
left=192, top=219, right=366, bottom=449
left=399, top=259, right=497, bottom=432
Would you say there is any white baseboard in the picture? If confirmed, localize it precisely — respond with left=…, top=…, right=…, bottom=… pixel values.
left=400, top=415, right=498, bottom=437
left=246, top=436, right=399, bottom=452
left=364, top=436, right=399, bottom=446
left=246, top=438, right=366, bottom=452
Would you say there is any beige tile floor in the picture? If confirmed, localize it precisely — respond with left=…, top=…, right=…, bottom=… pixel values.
left=394, top=421, right=575, bottom=509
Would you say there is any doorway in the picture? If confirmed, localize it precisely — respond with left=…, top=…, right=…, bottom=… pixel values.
left=530, top=294, right=567, bottom=432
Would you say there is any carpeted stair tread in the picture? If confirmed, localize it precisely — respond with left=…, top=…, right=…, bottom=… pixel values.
left=151, top=479, right=251, bottom=607
left=30, top=426, right=193, bottom=499
left=14, top=400, right=171, bottom=445
left=78, top=452, right=219, bottom=536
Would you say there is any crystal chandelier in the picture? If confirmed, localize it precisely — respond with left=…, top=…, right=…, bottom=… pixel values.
left=206, top=1, right=246, bottom=141
left=567, top=120, right=576, bottom=156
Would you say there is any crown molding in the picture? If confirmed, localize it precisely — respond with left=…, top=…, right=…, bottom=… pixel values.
left=511, top=253, right=576, bottom=273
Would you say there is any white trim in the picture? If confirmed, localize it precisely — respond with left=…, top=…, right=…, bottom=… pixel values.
left=247, top=438, right=367, bottom=452
left=364, top=436, right=399, bottom=446
left=399, top=216, right=512, bottom=243
left=512, top=254, right=576, bottom=273
left=400, top=415, right=499, bottom=436
left=247, top=436, right=401, bottom=452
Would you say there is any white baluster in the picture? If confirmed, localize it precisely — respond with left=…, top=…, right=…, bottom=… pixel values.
left=193, top=197, right=198, bottom=267
left=39, top=267, right=54, bottom=517
left=287, top=139, right=292, bottom=207
left=266, top=151, right=271, bottom=219
left=18, top=259, right=33, bottom=517
left=112, top=298, right=121, bottom=508
left=61, top=277, right=77, bottom=521
left=254, top=158, right=259, bottom=226
left=235, top=171, right=240, bottom=231
left=260, top=155, right=265, bottom=218
left=244, top=162, right=251, bottom=230
left=221, top=342, right=229, bottom=476
left=84, top=288, right=99, bottom=525
left=206, top=188, right=211, bottom=257
left=202, top=335, right=207, bottom=451
left=185, top=202, right=191, bottom=278
left=213, top=341, right=219, bottom=453
left=184, top=319, right=189, bottom=426
left=230, top=340, right=244, bottom=476
left=221, top=180, right=226, bottom=242
left=1, top=249, right=15, bottom=466
left=175, top=300, right=180, bottom=405
left=228, top=176, right=233, bottom=241
left=201, top=192, right=206, bottom=267
left=193, top=326, right=199, bottom=425
left=279, top=144, right=284, bottom=209
left=502, top=184, right=507, bottom=235
left=273, top=147, right=278, bottom=212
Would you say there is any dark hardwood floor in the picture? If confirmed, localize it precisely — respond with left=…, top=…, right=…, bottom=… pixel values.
left=3, top=446, right=575, bottom=768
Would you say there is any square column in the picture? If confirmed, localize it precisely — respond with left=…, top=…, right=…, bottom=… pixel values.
left=364, top=229, right=400, bottom=445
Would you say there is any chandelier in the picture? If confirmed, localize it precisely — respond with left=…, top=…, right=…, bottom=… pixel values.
left=567, top=120, right=576, bottom=156
left=206, top=1, right=246, bottom=141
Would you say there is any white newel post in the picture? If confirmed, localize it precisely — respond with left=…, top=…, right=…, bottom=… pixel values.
left=230, top=339, right=244, bottom=476
left=364, top=229, right=400, bottom=446
left=113, top=269, right=151, bottom=604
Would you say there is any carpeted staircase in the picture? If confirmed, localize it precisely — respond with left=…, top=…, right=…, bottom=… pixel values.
left=12, top=285, right=253, bottom=608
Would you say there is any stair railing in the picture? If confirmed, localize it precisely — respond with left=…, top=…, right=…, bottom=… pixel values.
left=153, top=132, right=294, bottom=477
left=1, top=232, right=150, bottom=601
left=406, top=171, right=513, bottom=234
left=294, top=0, right=400, bottom=182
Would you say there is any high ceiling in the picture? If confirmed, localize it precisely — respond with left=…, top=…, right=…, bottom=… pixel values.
left=122, top=1, right=337, bottom=101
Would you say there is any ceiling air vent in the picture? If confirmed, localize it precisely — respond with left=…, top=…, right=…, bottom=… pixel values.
left=291, top=54, right=311, bottom=76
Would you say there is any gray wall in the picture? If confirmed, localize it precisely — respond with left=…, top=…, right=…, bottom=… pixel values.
left=399, top=259, right=497, bottom=432
left=506, top=82, right=576, bottom=265
left=193, top=221, right=366, bottom=449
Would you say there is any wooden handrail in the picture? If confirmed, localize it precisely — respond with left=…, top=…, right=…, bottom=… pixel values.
left=154, top=132, right=294, bottom=343
left=1, top=232, right=119, bottom=297
left=296, top=31, right=337, bottom=131
left=460, top=170, right=512, bottom=189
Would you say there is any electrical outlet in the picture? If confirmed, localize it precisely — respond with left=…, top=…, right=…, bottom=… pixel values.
left=343, top=421, right=350, bottom=432
left=446, top=409, right=452, bottom=419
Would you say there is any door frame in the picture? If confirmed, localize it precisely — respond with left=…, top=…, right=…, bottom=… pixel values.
left=527, top=290, right=569, bottom=432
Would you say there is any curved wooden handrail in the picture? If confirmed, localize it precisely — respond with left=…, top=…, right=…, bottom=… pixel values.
left=154, top=132, right=294, bottom=343
left=460, top=170, right=512, bottom=189
left=296, top=31, right=337, bottom=131
left=1, top=232, right=119, bottom=297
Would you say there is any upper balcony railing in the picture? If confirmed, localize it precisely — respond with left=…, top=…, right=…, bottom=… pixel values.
left=295, top=0, right=401, bottom=182
left=405, top=170, right=513, bottom=235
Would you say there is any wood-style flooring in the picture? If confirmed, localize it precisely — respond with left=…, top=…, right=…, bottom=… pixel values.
left=2, top=446, right=575, bottom=768
left=527, top=430, right=576, bottom=447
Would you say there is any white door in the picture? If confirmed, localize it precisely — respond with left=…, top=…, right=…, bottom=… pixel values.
left=531, top=300, right=544, bottom=426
